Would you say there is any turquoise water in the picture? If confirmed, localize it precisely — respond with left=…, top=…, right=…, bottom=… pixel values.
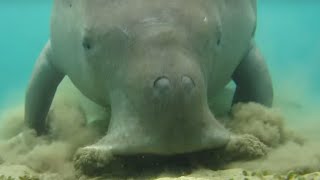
left=0, top=1, right=51, bottom=109
left=256, top=1, right=320, bottom=107
left=0, top=1, right=319, bottom=108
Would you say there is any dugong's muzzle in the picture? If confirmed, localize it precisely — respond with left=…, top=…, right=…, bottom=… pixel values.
left=96, top=53, right=230, bottom=155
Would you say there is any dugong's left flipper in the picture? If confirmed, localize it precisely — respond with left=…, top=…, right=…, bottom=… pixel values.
left=232, top=42, right=273, bottom=107
left=25, top=41, right=65, bottom=135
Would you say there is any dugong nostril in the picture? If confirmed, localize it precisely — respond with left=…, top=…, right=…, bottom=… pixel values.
left=181, top=76, right=195, bottom=92
left=153, top=77, right=171, bottom=96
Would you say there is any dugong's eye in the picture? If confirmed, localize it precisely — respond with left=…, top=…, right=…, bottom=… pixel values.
left=215, top=28, right=222, bottom=47
left=82, top=38, right=92, bottom=50
left=205, top=32, right=222, bottom=50
left=216, top=36, right=221, bottom=46
left=215, top=22, right=223, bottom=47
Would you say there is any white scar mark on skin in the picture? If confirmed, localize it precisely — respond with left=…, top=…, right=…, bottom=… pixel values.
left=141, top=17, right=161, bottom=25
left=203, top=16, right=208, bottom=23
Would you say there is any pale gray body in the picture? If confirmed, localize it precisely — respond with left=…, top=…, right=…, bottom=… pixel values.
left=25, top=0, right=273, bottom=174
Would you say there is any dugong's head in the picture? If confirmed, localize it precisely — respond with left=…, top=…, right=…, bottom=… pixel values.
left=76, top=1, right=230, bottom=155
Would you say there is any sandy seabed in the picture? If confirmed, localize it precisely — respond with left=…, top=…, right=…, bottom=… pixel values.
left=0, top=78, right=319, bottom=180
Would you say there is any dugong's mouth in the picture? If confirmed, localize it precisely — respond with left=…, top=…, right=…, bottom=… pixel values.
left=100, top=108, right=230, bottom=154
left=74, top=143, right=227, bottom=177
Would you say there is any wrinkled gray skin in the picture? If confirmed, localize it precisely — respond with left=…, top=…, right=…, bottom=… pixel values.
left=25, top=0, right=273, bottom=174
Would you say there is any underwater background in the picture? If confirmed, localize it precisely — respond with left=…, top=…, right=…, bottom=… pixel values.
left=0, top=0, right=319, bottom=179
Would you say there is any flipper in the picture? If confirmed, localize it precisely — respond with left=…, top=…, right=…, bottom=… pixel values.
left=232, top=42, right=273, bottom=107
left=25, top=41, right=65, bottom=135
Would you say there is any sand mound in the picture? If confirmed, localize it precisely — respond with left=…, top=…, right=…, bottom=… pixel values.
left=227, top=102, right=304, bottom=147
left=0, top=103, right=101, bottom=179
left=225, top=103, right=320, bottom=174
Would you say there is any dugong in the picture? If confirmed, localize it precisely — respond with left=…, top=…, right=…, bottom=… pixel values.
left=25, top=0, right=273, bottom=175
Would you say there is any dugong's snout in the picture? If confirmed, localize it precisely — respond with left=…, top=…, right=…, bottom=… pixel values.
left=74, top=62, right=230, bottom=174
left=98, top=55, right=231, bottom=155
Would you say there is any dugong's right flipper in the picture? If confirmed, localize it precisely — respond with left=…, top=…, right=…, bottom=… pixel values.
left=25, top=41, right=65, bottom=135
